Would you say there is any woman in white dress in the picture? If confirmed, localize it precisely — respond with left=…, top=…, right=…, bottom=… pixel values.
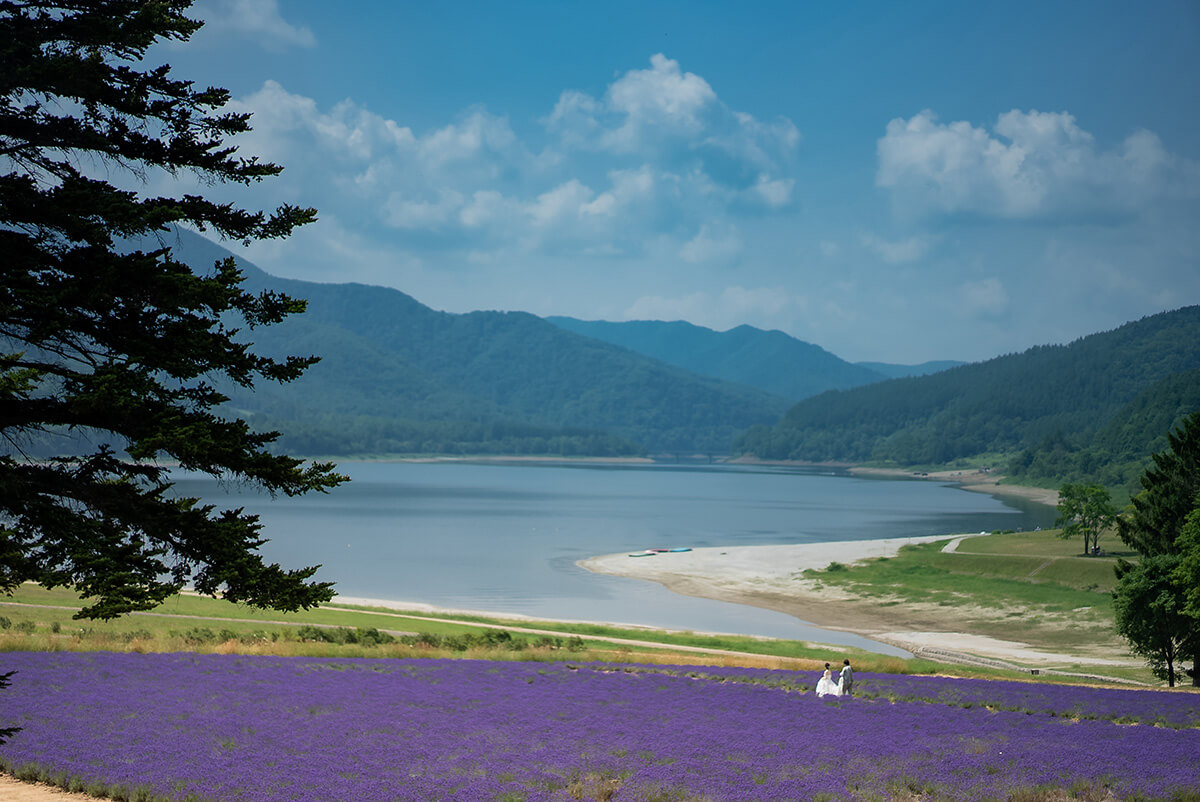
left=815, top=668, right=842, bottom=697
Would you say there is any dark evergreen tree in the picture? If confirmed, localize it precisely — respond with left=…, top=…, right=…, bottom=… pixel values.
left=1175, top=501, right=1200, bottom=623
left=1118, top=410, right=1200, bottom=556
left=1, top=0, right=344, bottom=620
left=1113, top=410, right=1200, bottom=685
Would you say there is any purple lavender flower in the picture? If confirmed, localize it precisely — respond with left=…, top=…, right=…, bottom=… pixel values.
left=0, top=652, right=1196, bottom=801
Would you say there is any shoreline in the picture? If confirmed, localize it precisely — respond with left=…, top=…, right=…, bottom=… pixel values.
left=846, top=466, right=1060, bottom=508
left=327, top=461, right=1066, bottom=662
left=577, top=535, right=1130, bottom=668
left=316, top=456, right=1062, bottom=510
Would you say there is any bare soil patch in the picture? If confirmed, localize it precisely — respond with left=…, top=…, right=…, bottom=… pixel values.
left=0, top=775, right=96, bottom=802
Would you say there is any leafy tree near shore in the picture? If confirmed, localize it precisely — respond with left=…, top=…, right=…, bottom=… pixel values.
left=1113, top=553, right=1193, bottom=687
left=1055, top=483, right=1117, bottom=556
left=0, top=1, right=344, bottom=620
left=1113, top=410, right=1200, bottom=686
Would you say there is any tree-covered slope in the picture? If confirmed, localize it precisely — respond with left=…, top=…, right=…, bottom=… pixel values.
left=736, top=307, right=1200, bottom=480
left=1008, top=368, right=1200, bottom=489
left=171, top=230, right=790, bottom=455
left=547, top=317, right=886, bottom=400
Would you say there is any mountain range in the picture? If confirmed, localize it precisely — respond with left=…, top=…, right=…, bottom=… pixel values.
left=169, top=231, right=791, bottom=456
left=545, top=318, right=958, bottom=400
left=736, top=306, right=1200, bottom=489
left=104, top=230, right=1200, bottom=484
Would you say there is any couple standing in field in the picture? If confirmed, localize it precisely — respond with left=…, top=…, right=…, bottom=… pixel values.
left=815, top=659, right=853, bottom=697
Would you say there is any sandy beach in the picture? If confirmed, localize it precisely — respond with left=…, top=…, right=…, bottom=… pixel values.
left=578, top=533, right=1133, bottom=669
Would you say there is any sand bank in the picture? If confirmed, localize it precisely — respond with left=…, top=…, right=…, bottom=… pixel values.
left=579, top=535, right=1133, bottom=669
left=848, top=466, right=1060, bottom=508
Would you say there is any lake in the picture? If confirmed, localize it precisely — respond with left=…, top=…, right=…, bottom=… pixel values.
left=173, top=461, right=1057, bottom=656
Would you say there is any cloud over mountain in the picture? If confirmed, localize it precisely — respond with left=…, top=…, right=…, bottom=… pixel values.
left=877, top=109, right=1200, bottom=220
left=224, top=55, right=799, bottom=266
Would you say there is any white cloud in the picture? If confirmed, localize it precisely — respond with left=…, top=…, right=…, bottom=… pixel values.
left=544, top=54, right=799, bottom=195
left=223, top=57, right=799, bottom=267
left=876, top=109, right=1200, bottom=219
left=529, top=181, right=596, bottom=228
left=229, top=81, right=417, bottom=166
left=603, top=53, right=717, bottom=149
left=545, top=54, right=717, bottom=153
left=460, top=190, right=520, bottom=229
left=751, top=174, right=795, bottom=208
left=859, top=232, right=932, bottom=264
left=418, top=109, right=521, bottom=169
left=384, top=189, right=465, bottom=230
left=680, top=224, right=743, bottom=264
left=192, top=0, right=315, bottom=50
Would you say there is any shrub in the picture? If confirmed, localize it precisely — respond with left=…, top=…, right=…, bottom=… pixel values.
left=179, top=628, right=218, bottom=645
left=120, top=630, right=153, bottom=643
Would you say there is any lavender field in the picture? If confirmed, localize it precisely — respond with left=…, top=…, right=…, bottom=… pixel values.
left=1, top=652, right=1198, bottom=801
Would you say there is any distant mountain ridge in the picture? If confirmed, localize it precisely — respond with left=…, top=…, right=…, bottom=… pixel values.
left=855, top=360, right=966, bottom=379
left=736, top=306, right=1200, bottom=488
left=549, top=317, right=899, bottom=400
left=168, top=230, right=792, bottom=456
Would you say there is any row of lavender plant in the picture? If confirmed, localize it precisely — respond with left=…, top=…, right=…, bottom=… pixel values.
left=588, top=662, right=1200, bottom=729
left=1, top=652, right=1198, bottom=801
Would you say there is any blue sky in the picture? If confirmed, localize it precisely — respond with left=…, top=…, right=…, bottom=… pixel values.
left=161, top=1, right=1200, bottom=363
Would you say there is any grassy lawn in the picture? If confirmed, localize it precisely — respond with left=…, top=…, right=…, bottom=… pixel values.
left=2, top=583, right=912, bottom=672
left=1, top=582, right=1128, bottom=685
left=803, top=530, right=1133, bottom=659
left=955, top=528, right=1134, bottom=559
left=953, top=528, right=1132, bottom=591
left=0, top=528, right=1153, bottom=686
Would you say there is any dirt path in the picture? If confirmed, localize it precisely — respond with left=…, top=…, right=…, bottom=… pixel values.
left=0, top=775, right=96, bottom=801
left=319, top=605, right=815, bottom=662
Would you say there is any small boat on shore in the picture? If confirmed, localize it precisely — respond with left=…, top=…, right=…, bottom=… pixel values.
left=629, top=547, right=691, bottom=557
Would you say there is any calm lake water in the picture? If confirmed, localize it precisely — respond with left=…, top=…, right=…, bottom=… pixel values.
left=173, top=461, right=1057, bottom=656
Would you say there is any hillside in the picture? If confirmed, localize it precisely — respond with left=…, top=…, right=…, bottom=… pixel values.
left=168, top=230, right=791, bottom=456
left=547, top=317, right=888, bottom=400
left=736, top=307, right=1200, bottom=487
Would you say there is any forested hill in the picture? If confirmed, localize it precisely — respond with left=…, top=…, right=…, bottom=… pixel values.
left=735, top=307, right=1200, bottom=488
left=546, top=317, right=889, bottom=401
left=168, top=231, right=791, bottom=456
left=546, top=317, right=962, bottom=397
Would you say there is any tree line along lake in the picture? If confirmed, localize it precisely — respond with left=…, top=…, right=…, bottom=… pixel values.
left=172, top=461, right=1058, bottom=655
